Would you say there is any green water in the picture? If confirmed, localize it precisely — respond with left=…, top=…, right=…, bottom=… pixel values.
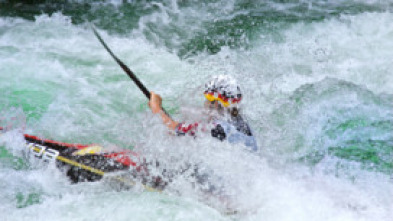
left=0, top=0, right=392, bottom=220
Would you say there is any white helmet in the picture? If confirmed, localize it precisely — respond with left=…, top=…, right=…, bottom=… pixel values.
left=204, top=75, right=242, bottom=107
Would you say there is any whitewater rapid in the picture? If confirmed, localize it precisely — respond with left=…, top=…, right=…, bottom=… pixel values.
left=1, top=1, right=392, bottom=220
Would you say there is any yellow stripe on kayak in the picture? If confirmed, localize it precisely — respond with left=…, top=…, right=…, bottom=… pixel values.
left=28, top=144, right=160, bottom=192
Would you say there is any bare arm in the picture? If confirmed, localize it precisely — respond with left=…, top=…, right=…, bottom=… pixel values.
left=148, top=92, right=179, bottom=130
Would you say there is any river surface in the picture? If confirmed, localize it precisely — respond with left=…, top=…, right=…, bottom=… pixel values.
left=0, top=1, right=392, bottom=220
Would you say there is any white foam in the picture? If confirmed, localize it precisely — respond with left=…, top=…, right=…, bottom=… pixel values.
left=0, top=7, right=392, bottom=221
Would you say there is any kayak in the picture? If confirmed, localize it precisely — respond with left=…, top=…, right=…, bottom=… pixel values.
left=1, top=126, right=240, bottom=215
left=0, top=126, right=164, bottom=191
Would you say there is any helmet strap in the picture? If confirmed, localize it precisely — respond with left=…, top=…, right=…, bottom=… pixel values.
left=230, top=107, right=239, bottom=117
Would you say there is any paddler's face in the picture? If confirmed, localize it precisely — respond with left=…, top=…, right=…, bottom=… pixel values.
left=204, top=100, right=223, bottom=111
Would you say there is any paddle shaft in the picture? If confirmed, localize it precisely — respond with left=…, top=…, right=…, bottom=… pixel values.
left=92, top=27, right=151, bottom=99
left=92, top=26, right=173, bottom=121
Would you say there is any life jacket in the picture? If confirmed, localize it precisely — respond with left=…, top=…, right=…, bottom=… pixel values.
left=176, top=115, right=258, bottom=152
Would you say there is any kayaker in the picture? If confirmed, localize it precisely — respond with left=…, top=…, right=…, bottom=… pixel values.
left=148, top=75, right=258, bottom=152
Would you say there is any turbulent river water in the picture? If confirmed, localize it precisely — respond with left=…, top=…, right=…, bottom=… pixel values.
left=0, top=1, right=392, bottom=220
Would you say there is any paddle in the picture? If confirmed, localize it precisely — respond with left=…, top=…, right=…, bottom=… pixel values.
left=91, top=25, right=172, bottom=117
